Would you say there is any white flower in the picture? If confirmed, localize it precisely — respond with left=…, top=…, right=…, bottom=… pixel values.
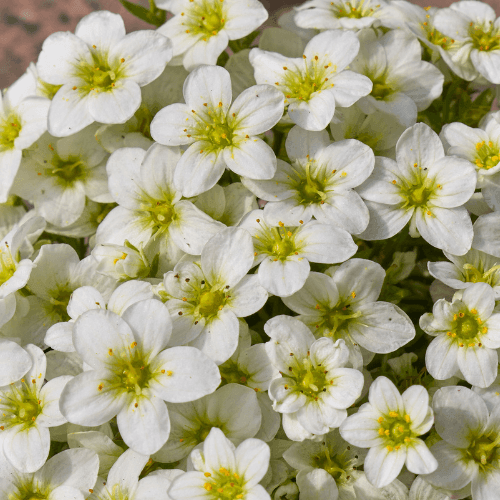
left=293, top=0, right=404, bottom=32
left=249, top=30, right=372, bottom=131
left=45, top=279, right=154, bottom=354
left=150, top=65, right=284, bottom=197
left=340, top=376, right=437, bottom=488
left=59, top=300, right=221, bottom=455
left=238, top=210, right=357, bottom=297
left=0, top=216, right=46, bottom=309
left=152, top=383, right=263, bottom=463
left=440, top=119, right=500, bottom=210
left=95, top=144, right=225, bottom=254
left=13, top=126, right=113, bottom=228
left=357, top=122, right=476, bottom=255
left=420, top=282, right=500, bottom=388
left=193, top=182, right=258, bottom=227
left=428, top=248, right=500, bottom=299
left=168, top=427, right=271, bottom=500
left=394, top=2, right=478, bottom=81
left=67, top=427, right=124, bottom=477
left=36, top=11, right=173, bottom=137
left=283, top=428, right=366, bottom=500
left=0, top=345, right=71, bottom=472
left=163, top=227, right=268, bottom=364
left=330, top=105, right=406, bottom=158
left=265, top=316, right=364, bottom=441
left=25, top=243, right=117, bottom=343
left=242, top=125, right=374, bottom=233
left=0, top=447, right=99, bottom=500
left=156, top=0, right=268, bottom=71
left=0, top=72, right=50, bottom=202
left=424, top=386, right=500, bottom=500
left=282, top=259, right=416, bottom=370
left=0, top=339, right=32, bottom=386
left=350, top=30, right=444, bottom=127
left=95, top=65, right=188, bottom=154
left=89, top=448, right=182, bottom=500
left=433, top=1, right=500, bottom=83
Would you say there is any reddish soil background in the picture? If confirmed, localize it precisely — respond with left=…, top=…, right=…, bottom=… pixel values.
left=1, top=0, right=500, bottom=89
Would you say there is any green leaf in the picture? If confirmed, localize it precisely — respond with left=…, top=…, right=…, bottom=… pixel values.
left=216, top=50, right=230, bottom=67
left=118, top=0, right=166, bottom=27
left=228, top=31, right=260, bottom=53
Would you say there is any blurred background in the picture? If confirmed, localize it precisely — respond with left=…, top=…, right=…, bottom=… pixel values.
left=1, top=0, right=500, bottom=89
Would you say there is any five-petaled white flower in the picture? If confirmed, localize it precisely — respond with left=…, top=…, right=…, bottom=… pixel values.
left=420, top=282, right=500, bottom=388
left=151, top=65, right=284, bottom=197
left=36, top=11, right=173, bottom=137
left=250, top=30, right=372, bottom=131
left=265, top=315, right=364, bottom=441
left=59, top=299, right=221, bottom=455
left=168, top=427, right=272, bottom=500
left=156, top=0, right=269, bottom=71
left=340, top=376, right=437, bottom=488
left=357, top=122, right=477, bottom=255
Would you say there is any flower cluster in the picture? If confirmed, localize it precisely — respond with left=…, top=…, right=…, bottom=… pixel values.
left=2, top=0, right=500, bottom=499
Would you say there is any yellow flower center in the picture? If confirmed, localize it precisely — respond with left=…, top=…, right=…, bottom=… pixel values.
left=0, top=114, right=21, bottom=152
left=198, top=289, right=226, bottom=317
left=475, top=140, right=500, bottom=170
left=331, top=0, right=380, bottom=19
left=203, top=467, right=245, bottom=499
left=183, top=0, right=226, bottom=40
left=470, top=22, right=500, bottom=51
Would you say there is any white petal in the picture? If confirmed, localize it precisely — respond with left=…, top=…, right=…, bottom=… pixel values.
left=0, top=149, right=22, bottom=203
left=258, top=256, right=310, bottom=297
left=223, top=137, right=276, bottom=179
left=368, top=376, right=404, bottom=415
left=183, top=65, right=232, bottom=113
left=0, top=339, right=31, bottom=386
left=330, top=71, right=373, bottom=107
left=296, top=468, right=339, bottom=500
left=415, top=206, right=473, bottom=256
left=201, top=227, right=254, bottom=288
left=3, top=424, right=50, bottom=473
left=37, top=32, right=93, bottom=84
left=38, top=375, right=72, bottom=427
left=457, top=344, right=498, bottom=388
left=203, top=427, right=236, bottom=473
left=349, top=302, right=415, bottom=353
left=461, top=282, right=495, bottom=318
left=117, top=394, right=171, bottom=455
left=396, top=122, right=445, bottom=177
left=297, top=222, right=357, bottom=263
left=425, top=335, right=460, bottom=380
left=471, top=49, right=500, bottom=84
left=59, top=370, right=126, bottom=426
left=74, top=11, right=125, bottom=50
left=432, top=385, right=487, bottom=447
left=34, top=447, right=99, bottom=494
left=405, top=439, right=438, bottom=474
left=150, top=346, right=221, bottom=402
left=174, top=142, right=226, bottom=197
left=228, top=275, right=268, bottom=317
left=339, top=408, right=384, bottom=448
left=121, top=299, right=172, bottom=361
left=364, top=445, right=406, bottom=488
left=150, top=103, right=194, bottom=146
left=106, top=147, right=146, bottom=209
left=48, top=84, right=94, bottom=137
left=288, top=90, right=336, bottom=131
left=357, top=201, right=413, bottom=241
left=87, top=80, right=141, bottom=124
left=423, top=441, right=475, bottom=490
left=188, top=310, right=240, bottom=364
left=235, top=438, right=270, bottom=487
left=107, top=448, right=149, bottom=494
left=109, top=31, right=173, bottom=86
left=73, top=309, right=135, bottom=370
left=230, top=84, right=284, bottom=136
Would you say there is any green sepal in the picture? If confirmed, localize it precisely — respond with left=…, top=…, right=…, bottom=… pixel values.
left=228, top=30, right=260, bottom=53
left=216, top=50, right=230, bottom=67
left=118, top=0, right=167, bottom=27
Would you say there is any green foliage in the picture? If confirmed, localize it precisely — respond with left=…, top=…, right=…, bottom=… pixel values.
left=117, top=0, right=167, bottom=27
